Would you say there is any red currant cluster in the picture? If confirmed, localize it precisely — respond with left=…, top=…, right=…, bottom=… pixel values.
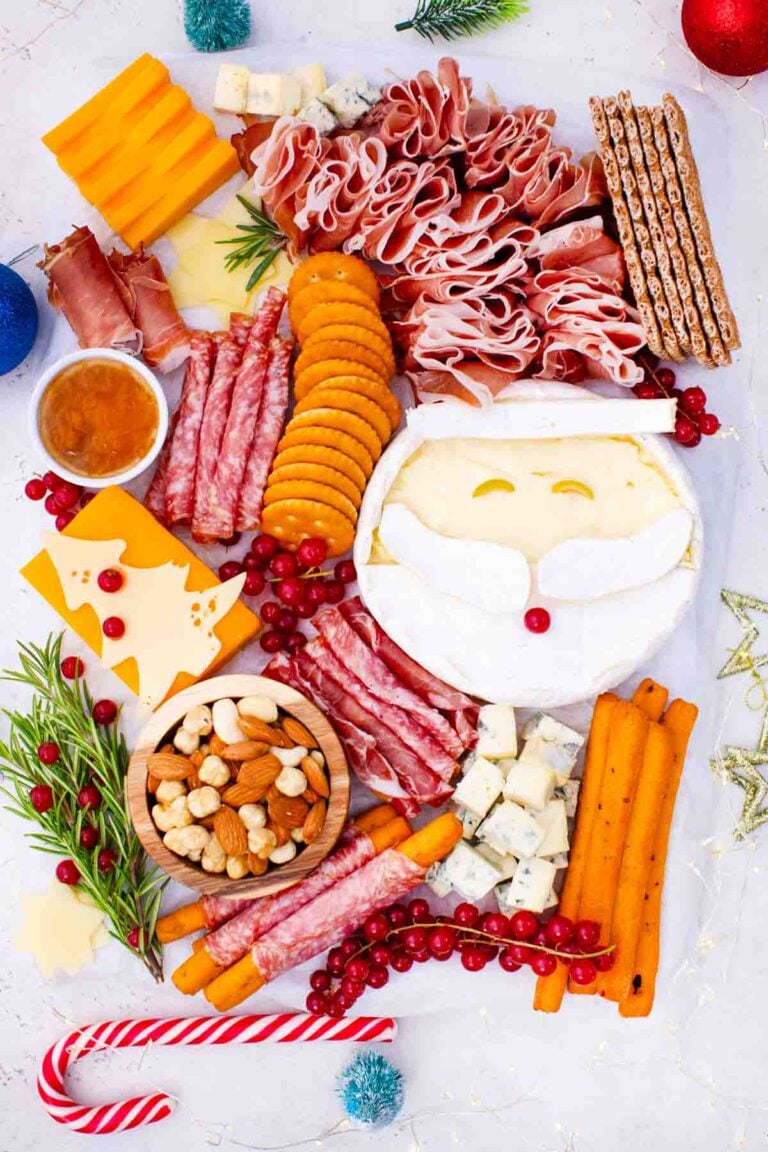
left=304, top=898, right=613, bottom=1017
left=633, top=362, right=720, bottom=447
left=218, top=534, right=357, bottom=655
left=24, top=470, right=93, bottom=529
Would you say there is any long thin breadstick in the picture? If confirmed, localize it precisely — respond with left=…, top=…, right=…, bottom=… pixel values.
left=534, top=693, right=617, bottom=1014
left=599, top=722, right=674, bottom=1001
left=620, top=698, right=697, bottom=1017
left=632, top=678, right=669, bottom=722
left=569, top=700, right=649, bottom=995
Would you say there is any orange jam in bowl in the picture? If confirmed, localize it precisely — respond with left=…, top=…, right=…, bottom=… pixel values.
left=36, top=354, right=164, bottom=481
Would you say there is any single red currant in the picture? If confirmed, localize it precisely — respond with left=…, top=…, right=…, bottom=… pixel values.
left=44, top=493, right=59, bottom=515
left=334, top=560, right=357, bottom=584
left=363, top=911, right=391, bottom=942
left=306, top=580, right=329, bottom=608
left=461, top=945, right=486, bottom=972
left=30, top=784, right=54, bottom=813
left=78, top=783, right=102, bottom=810
left=453, top=902, right=479, bottom=928
left=79, top=825, right=99, bottom=849
left=345, top=957, right=370, bottom=983
left=218, top=560, right=243, bottom=582
left=324, top=579, right=345, bottom=605
left=593, top=950, right=616, bottom=972
left=386, top=903, right=410, bottom=928
left=402, top=926, right=428, bottom=954
left=97, top=848, right=117, bottom=872
left=260, top=600, right=281, bottom=625
left=480, top=912, right=508, bottom=938
left=243, top=552, right=264, bottom=572
left=243, top=569, right=266, bottom=597
left=276, top=576, right=305, bottom=606
left=545, top=915, right=575, bottom=947
left=391, top=951, right=414, bottom=973
left=61, top=655, right=84, bottom=679
left=524, top=607, right=551, bottom=634
left=25, top=478, right=46, bottom=501
left=43, top=470, right=63, bottom=492
left=680, top=386, right=707, bottom=415
left=656, top=367, right=676, bottom=389
left=275, top=608, right=298, bottom=633
left=368, top=943, right=392, bottom=967
left=79, top=492, right=95, bottom=509
left=97, top=568, right=123, bottom=593
left=296, top=599, right=317, bottom=620
left=55, top=510, right=76, bottom=532
left=633, top=381, right=661, bottom=400
left=341, top=977, right=365, bottom=1001
left=54, top=482, right=82, bottom=510
left=569, top=958, right=598, bottom=985
left=574, top=919, right=601, bottom=951
left=507, top=943, right=535, bottom=966
left=327, top=994, right=347, bottom=1018
left=310, top=970, right=332, bottom=992
left=499, top=948, right=523, bottom=973
left=366, top=963, right=389, bottom=989
left=251, top=534, right=280, bottom=563
left=428, top=926, right=457, bottom=955
left=92, top=699, right=117, bottom=725
left=340, top=936, right=361, bottom=958
left=306, top=991, right=328, bottom=1015
left=127, top=926, right=141, bottom=949
left=102, top=616, right=125, bottom=639
left=286, top=632, right=307, bottom=653
left=408, top=897, right=430, bottom=922
left=259, top=630, right=285, bottom=654
left=509, top=910, right=539, bottom=940
left=327, top=947, right=346, bottom=976
left=531, top=952, right=558, bottom=977
left=37, top=742, right=60, bottom=765
left=700, top=412, right=720, bottom=436
left=271, top=552, right=299, bottom=578
left=56, top=859, right=81, bottom=885
left=296, top=537, right=328, bottom=569
left=674, top=416, right=698, bottom=445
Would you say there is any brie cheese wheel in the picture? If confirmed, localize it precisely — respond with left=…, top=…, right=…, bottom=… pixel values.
left=355, top=383, right=702, bottom=707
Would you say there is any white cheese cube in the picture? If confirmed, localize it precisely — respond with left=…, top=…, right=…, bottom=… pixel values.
left=442, top=841, right=502, bottom=901
left=455, top=805, right=482, bottom=840
left=500, top=856, right=557, bottom=914
left=549, top=852, right=569, bottom=869
left=557, top=779, right=581, bottom=818
left=522, top=713, right=584, bottom=749
left=502, top=759, right=556, bottom=811
left=536, top=799, right=569, bottom=858
left=453, top=756, right=505, bottom=820
left=477, top=801, right=544, bottom=859
left=425, top=861, right=452, bottom=898
left=295, top=98, right=337, bottom=134
left=475, top=843, right=518, bottom=881
left=476, top=703, right=518, bottom=760
left=320, top=74, right=381, bottom=128
left=544, top=887, right=559, bottom=910
left=519, top=735, right=578, bottom=786
left=214, top=64, right=250, bottom=114
left=246, top=73, right=302, bottom=117
left=293, top=63, right=326, bottom=105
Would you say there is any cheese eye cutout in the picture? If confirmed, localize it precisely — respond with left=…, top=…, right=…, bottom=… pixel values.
left=551, top=480, right=594, bottom=500
left=472, top=478, right=516, bottom=498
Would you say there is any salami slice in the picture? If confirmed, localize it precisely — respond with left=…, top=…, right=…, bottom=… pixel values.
left=251, top=848, right=425, bottom=981
left=250, top=286, right=287, bottom=344
left=192, top=334, right=243, bottom=542
left=200, top=894, right=254, bottom=932
left=313, top=606, right=463, bottom=763
left=235, top=336, right=293, bottom=531
left=143, top=412, right=178, bottom=523
left=165, top=332, right=215, bottom=525
left=205, top=830, right=375, bottom=968
left=229, top=312, right=254, bottom=347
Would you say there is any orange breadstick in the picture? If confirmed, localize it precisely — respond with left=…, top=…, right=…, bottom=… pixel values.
left=632, top=679, right=669, bottom=722
left=599, top=722, right=674, bottom=1001
left=533, top=693, right=617, bottom=1014
left=156, top=803, right=398, bottom=943
left=569, top=700, right=649, bottom=995
left=620, top=698, right=698, bottom=1017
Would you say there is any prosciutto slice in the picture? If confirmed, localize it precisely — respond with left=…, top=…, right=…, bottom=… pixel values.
left=235, top=335, right=293, bottom=531
left=108, top=248, right=189, bottom=372
left=164, top=332, right=214, bottom=525
left=530, top=215, right=625, bottom=293
left=192, top=333, right=242, bottom=542
left=313, top=607, right=462, bottom=772
left=251, top=118, right=325, bottom=248
left=294, top=135, right=388, bottom=252
left=347, top=159, right=461, bottom=266
left=39, top=226, right=141, bottom=354
left=373, top=57, right=473, bottom=160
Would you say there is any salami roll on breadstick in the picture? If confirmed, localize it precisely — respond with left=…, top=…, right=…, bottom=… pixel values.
left=205, top=813, right=462, bottom=1012
left=156, top=804, right=399, bottom=944
left=172, top=815, right=411, bottom=994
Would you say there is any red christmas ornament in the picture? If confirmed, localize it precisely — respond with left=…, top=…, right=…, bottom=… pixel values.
left=682, top=0, right=768, bottom=76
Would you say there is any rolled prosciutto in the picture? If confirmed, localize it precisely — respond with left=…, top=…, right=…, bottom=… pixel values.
left=108, top=247, right=190, bottom=373
left=39, top=226, right=141, bottom=354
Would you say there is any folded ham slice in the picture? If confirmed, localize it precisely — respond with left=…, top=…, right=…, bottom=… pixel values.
left=251, top=118, right=325, bottom=248
left=530, top=215, right=625, bottom=293
left=347, top=159, right=461, bottom=266
left=108, top=248, right=190, bottom=373
left=294, top=135, right=388, bottom=252
left=39, top=226, right=141, bottom=354
left=373, top=56, right=473, bottom=160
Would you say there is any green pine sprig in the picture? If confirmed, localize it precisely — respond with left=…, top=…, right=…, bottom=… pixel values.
left=0, top=635, right=166, bottom=981
left=217, top=196, right=289, bottom=292
left=395, top=0, right=528, bottom=41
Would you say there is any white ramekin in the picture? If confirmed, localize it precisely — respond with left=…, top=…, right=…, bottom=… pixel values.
left=29, top=349, right=169, bottom=489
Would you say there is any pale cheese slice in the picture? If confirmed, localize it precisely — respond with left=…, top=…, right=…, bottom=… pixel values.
left=406, top=397, right=676, bottom=442
left=14, top=883, right=107, bottom=979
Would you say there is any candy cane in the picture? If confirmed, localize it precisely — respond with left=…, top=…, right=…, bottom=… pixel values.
left=38, top=1013, right=397, bottom=1135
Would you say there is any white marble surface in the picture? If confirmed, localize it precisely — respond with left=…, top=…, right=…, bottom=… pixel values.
left=2, top=1, right=768, bottom=1150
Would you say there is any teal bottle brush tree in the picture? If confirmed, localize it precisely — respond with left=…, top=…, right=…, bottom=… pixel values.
left=183, top=0, right=252, bottom=52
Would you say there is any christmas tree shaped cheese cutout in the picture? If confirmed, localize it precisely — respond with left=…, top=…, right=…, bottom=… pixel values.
left=21, top=487, right=260, bottom=708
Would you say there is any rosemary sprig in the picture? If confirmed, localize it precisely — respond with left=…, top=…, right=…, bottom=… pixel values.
left=0, top=635, right=166, bottom=981
left=217, top=195, right=289, bottom=292
left=395, top=0, right=528, bottom=41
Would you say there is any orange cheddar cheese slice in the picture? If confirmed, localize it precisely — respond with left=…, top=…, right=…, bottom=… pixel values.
left=21, top=487, right=260, bottom=708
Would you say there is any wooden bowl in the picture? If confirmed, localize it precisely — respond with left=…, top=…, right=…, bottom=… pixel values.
left=127, top=673, right=349, bottom=897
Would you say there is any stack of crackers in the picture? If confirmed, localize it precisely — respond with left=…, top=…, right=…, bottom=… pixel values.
left=589, top=91, right=739, bottom=367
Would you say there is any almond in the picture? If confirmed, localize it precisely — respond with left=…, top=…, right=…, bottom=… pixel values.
left=147, top=772, right=161, bottom=793
left=238, top=716, right=291, bottom=746
left=302, top=787, right=318, bottom=805
left=214, top=805, right=248, bottom=856
left=268, top=794, right=310, bottom=830
left=247, top=852, right=268, bottom=876
left=301, top=755, right=330, bottom=799
left=190, top=749, right=205, bottom=769
left=147, top=751, right=192, bottom=780
left=303, top=799, right=327, bottom=845
left=209, top=733, right=227, bottom=756
left=187, top=770, right=203, bottom=791
left=237, top=754, right=282, bottom=798
left=267, top=819, right=291, bottom=847
left=222, top=781, right=267, bottom=807
left=222, top=740, right=270, bottom=762
left=265, top=783, right=282, bottom=805
left=282, top=716, right=318, bottom=750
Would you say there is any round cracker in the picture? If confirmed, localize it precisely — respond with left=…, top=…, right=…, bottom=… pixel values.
left=298, top=304, right=390, bottom=346
left=294, top=359, right=387, bottom=400
left=267, top=462, right=362, bottom=509
left=289, top=282, right=379, bottom=335
left=261, top=498, right=355, bottom=558
left=295, top=341, right=392, bottom=382
left=264, top=480, right=359, bottom=525
left=304, top=324, right=395, bottom=373
left=303, top=375, right=402, bottom=432
left=272, top=443, right=367, bottom=492
left=288, top=252, right=380, bottom=305
left=294, top=388, right=392, bottom=446
left=277, top=426, right=374, bottom=479
left=287, top=408, right=383, bottom=463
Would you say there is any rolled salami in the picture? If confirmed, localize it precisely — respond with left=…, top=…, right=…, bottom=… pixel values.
left=204, top=813, right=462, bottom=1012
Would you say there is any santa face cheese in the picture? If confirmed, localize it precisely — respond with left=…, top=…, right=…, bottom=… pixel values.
left=355, top=385, right=701, bottom=708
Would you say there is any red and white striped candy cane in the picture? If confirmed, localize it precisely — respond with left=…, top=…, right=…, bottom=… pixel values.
left=38, top=1013, right=397, bottom=1136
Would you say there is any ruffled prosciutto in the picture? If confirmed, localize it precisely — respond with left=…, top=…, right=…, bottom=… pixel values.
left=251, top=118, right=325, bottom=247
left=526, top=269, right=646, bottom=386
left=529, top=215, right=625, bottom=293
left=373, top=57, right=473, bottom=159
left=293, top=135, right=388, bottom=252
left=39, top=226, right=141, bottom=354
left=108, top=248, right=189, bottom=373
left=347, top=159, right=460, bottom=265
left=399, top=292, right=541, bottom=404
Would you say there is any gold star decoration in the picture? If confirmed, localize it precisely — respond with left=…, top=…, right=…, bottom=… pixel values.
left=711, top=708, right=768, bottom=839
left=718, top=589, right=768, bottom=682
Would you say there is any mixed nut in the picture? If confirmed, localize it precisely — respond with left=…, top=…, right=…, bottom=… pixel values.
left=148, top=693, right=330, bottom=879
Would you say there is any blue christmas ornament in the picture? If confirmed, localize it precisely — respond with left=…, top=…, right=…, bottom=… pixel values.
left=337, top=1050, right=404, bottom=1128
left=183, top=0, right=251, bottom=52
left=0, top=263, right=38, bottom=375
